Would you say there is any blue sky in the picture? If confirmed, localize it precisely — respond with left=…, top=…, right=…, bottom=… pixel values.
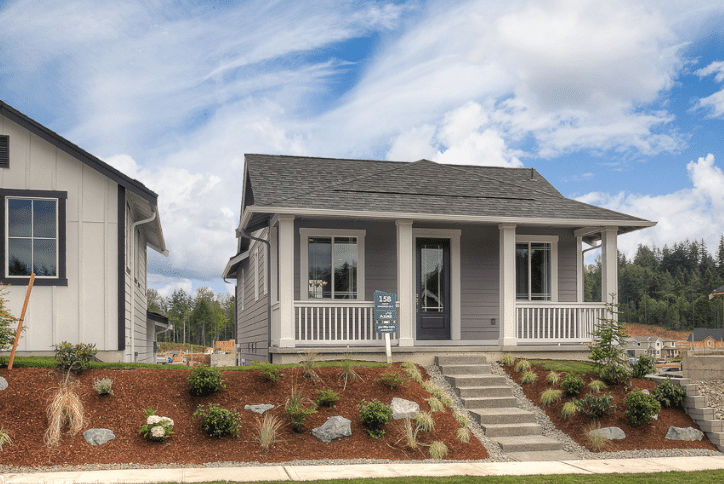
left=2, top=0, right=724, bottom=297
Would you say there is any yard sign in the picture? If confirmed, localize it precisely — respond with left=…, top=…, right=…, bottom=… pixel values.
left=374, top=290, right=397, bottom=363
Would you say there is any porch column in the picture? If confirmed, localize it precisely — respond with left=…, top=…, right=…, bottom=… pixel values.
left=499, top=223, right=517, bottom=346
left=278, top=215, right=296, bottom=348
left=601, top=226, right=618, bottom=306
left=576, top=236, right=583, bottom=303
left=396, top=219, right=414, bottom=347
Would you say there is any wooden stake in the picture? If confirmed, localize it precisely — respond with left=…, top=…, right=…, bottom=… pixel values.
left=8, top=273, right=35, bottom=370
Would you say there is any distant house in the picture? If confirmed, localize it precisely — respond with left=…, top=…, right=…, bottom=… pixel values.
left=625, top=336, right=662, bottom=358
left=0, top=101, right=167, bottom=363
left=660, top=338, right=680, bottom=360
left=223, top=154, right=655, bottom=364
left=688, top=328, right=724, bottom=349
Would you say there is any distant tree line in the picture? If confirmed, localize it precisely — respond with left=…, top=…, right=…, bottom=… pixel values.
left=585, top=237, right=724, bottom=331
left=147, top=288, right=235, bottom=347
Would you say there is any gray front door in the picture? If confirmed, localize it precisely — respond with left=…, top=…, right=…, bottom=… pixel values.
left=416, top=238, right=450, bottom=340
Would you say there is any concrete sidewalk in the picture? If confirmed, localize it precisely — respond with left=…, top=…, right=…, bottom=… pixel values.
left=2, top=456, right=724, bottom=483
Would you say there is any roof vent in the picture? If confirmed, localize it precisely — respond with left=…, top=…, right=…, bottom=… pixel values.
left=530, top=168, right=534, bottom=180
left=0, top=135, right=8, bottom=168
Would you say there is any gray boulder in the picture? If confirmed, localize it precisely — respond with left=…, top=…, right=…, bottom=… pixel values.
left=665, top=426, right=704, bottom=441
left=390, top=397, right=419, bottom=419
left=0, top=376, right=7, bottom=391
left=244, top=404, right=275, bottom=414
left=312, top=416, right=352, bottom=443
left=83, top=428, right=115, bottom=446
left=588, top=426, right=626, bottom=440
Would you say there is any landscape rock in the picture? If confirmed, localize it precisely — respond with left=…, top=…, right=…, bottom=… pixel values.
left=588, top=426, right=626, bottom=440
left=390, top=397, right=419, bottom=419
left=0, top=376, right=7, bottom=391
left=665, top=426, right=704, bottom=441
left=83, top=428, right=115, bottom=446
left=244, top=404, right=275, bottom=414
left=641, top=389, right=650, bottom=395
left=312, top=416, right=351, bottom=443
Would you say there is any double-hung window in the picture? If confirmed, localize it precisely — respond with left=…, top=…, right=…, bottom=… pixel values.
left=516, top=236, right=557, bottom=301
left=1, top=189, right=67, bottom=285
left=300, top=229, right=365, bottom=300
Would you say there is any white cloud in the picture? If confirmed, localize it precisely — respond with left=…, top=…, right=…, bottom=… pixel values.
left=578, top=154, right=724, bottom=257
left=694, top=60, right=724, bottom=118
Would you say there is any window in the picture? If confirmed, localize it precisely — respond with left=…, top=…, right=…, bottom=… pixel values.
left=300, top=228, right=365, bottom=300
left=516, top=236, right=557, bottom=301
left=1, top=190, right=67, bottom=285
left=0, top=135, right=8, bottom=168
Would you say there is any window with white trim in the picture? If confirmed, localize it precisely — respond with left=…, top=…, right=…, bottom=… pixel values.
left=300, top=228, right=365, bottom=300
left=516, top=236, right=557, bottom=301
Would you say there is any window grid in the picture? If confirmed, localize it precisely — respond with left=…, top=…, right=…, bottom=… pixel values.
left=6, top=197, right=58, bottom=278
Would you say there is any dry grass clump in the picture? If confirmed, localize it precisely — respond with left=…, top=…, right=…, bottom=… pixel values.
left=500, top=353, right=515, bottom=366
left=396, top=418, right=420, bottom=451
left=426, top=396, right=445, bottom=412
left=251, top=413, right=284, bottom=453
left=300, top=350, right=322, bottom=383
left=414, top=411, right=435, bottom=432
left=429, top=440, right=449, bottom=459
left=401, top=361, right=423, bottom=383
left=456, top=426, right=471, bottom=443
left=585, top=422, right=613, bottom=451
left=44, top=372, right=85, bottom=448
left=338, top=356, right=361, bottom=390
left=588, top=379, right=608, bottom=393
left=546, top=371, right=561, bottom=385
left=0, top=428, right=14, bottom=451
left=540, top=388, right=563, bottom=407
left=514, top=359, right=531, bottom=372
left=561, top=400, right=579, bottom=419
left=453, top=410, right=469, bottom=428
left=520, top=370, right=537, bottom=384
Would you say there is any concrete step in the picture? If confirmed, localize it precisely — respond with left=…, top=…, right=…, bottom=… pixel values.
left=706, top=431, right=724, bottom=447
left=507, top=450, right=580, bottom=462
left=439, top=364, right=492, bottom=375
left=457, top=385, right=512, bottom=398
left=463, top=396, right=517, bottom=409
left=436, top=355, right=487, bottom=366
left=494, top=435, right=563, bottom=453
left=445, top=374, right=505, bottom=388
left=687, top=407, right=715, bottom=420
left=471, top=407, right=536, bottom=425
left=699, top=420, right=724, bottom=433
left=684, top=395, right=708, bottom=408
left=481, top=422, right=542, bottom=437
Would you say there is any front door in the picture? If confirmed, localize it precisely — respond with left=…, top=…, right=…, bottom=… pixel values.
left=416, top=238, right=450, bottom=340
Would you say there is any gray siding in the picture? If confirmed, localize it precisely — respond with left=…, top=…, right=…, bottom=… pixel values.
left=237, top=228, right=270, bottom=364
left=460, top=224, right=499, bottom=341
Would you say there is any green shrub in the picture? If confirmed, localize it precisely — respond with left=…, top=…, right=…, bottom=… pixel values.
left=285, top=387, right=317, bottom=432
left=577, top=392, right=616, bottom=418
left=252, top=361, right=281, bottom=383
left=560, top=373, right=585, bottom=396
left=92, top=377, right=114, bottom=396
left=600, top=364, right=630, bottom=386
left=561, top=401, right=578, bottom=419
left=500, top=353, right=515, bottom=366
left=0, top=285, right=18, bottom=353
left=520, top=370, right=537, bottom=384
left=316, top=388, right=339, bottom=408
left=653, top=380, right=687, bottom=409
left=625, top=390, right=661, bottom=425
left=540, top=388, right=563, bottom=407
left=139, top=407, right=174, bottom=442
left=546, top=371, right=561, bottom=385
left=54, top=342, right=97, bottom=373
left=587, top=379, right=607, bottom=393
left=358, top=399, right=392, bottom=438
left=376, top=370, right=409, bottom=389
left=631, top=355, right=656, bottom=379
left=194, top=403, right=240, bottom=438
left=514, top=359, right=531, bottom=372
left=187, top=364, right=225, bottom=396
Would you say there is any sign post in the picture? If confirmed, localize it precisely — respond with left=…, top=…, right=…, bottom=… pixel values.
left=373, top=290, right=397, bottom=363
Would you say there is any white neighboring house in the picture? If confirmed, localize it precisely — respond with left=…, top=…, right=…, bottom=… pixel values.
left=625, top=336, right=662, bottom=359
left=0, top=101, right=167, bottom=363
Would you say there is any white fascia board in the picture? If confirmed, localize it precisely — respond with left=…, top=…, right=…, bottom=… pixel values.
left=221, top=251, right=249, bottom=280
left=241, top=206, right=657, bottom=230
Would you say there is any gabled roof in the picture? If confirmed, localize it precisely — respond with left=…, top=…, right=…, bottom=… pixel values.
left=0, top=101, right=166, bottom=254
left=688, top=328, right=724, bottom=341
left=239, top=154, right=655, bottom=235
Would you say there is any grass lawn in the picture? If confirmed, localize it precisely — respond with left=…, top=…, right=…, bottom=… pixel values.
left=530, top=359, right=597, bottom=374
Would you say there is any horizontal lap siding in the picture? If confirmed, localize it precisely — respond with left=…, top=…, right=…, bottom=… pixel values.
left=237, top=228, right=269, bottom=364
left=460, top=225, right=499, bottom=341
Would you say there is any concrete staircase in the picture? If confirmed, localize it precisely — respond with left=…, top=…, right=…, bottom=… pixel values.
left=435, top=355, right=571, bottom=461
left=680, top=381, right=724, bottom=452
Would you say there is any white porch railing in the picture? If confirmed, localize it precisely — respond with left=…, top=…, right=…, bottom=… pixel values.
left=516, top=302, right=606, bottom=343
left=294, top=300, right=398, bottom=345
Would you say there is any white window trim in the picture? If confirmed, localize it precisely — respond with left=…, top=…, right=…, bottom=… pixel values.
left=516, top=235, right=558, bottom=302
left=299, top=228, right=365, bottom=301
left=240, top=267, right=245, bottom=311
left=254, top=245, right=259, bottom=301
left=5, top=196, right=59, bottom=279
left=270, top=224, right=279, bottom=304
left=262, top=242, right=267, bottom=296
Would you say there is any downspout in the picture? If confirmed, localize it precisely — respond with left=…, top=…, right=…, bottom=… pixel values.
left=130, top=210, right=159, bottom=363
left=240, top=227, right=273, bottom=363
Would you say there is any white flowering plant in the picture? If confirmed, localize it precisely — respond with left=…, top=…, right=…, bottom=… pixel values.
left=138, top=407, right=174, bottom=442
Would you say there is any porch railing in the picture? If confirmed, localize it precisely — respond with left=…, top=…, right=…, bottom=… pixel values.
left=516, top=302, right=606, bottom=343
left=294, top=300, right=398, bottom=345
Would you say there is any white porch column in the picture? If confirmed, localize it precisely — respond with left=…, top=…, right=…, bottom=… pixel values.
left=499, top=224, right=517, bottom=346
left=278, top=215, right=296, bottom=348
left=396, top=219, right=414, bottom=347
left=576, top=236, right=584, bottom=303
left=601, top=226, right=618, bottom=306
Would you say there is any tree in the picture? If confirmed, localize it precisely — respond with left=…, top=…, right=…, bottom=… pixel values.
left=0, top=285, right=19, bottom=352
left=147, top=289, right=166, bottom=315
left=588, top=299, right=630, bottom=385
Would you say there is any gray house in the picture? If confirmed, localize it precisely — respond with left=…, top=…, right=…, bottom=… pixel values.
left=223, top=154, right=655, bottom=364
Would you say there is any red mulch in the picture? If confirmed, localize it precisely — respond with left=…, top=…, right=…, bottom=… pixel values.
left=0, top=363, right=487, bottom=470
left=502, top=361, right=718, bottom=452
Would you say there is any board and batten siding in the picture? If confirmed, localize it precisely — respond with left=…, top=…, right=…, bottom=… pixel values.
left=0, top=115, right=121, bottom=354
left=236, top=228, right=270, bottom=364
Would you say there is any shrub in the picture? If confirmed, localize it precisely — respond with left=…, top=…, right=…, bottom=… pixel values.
left=44, top=373, right=84, bottom=447
left=500, top=353, right=515, bottom=366
left=0, top=427, right=14, bottom=451
left=453, top=411, right=469, bottom=428
left=285, top=387, right=317, bottom=432
left=456, top=426, right=471, bottom=443
left=514, top=359, right=531, bottom=372
left=301, top=350, right=321, bottom=382
left=625, top=390, right=661, bottom=426
left=653, top=380, right=687, bottom=409
left=426, top=396, right=444, bottom=412
left=588, top=301, right=628, bottom=371
left=540, top=388, right=563, bottom=407
left=520, top=370, right=537, bottom=384
left=358, top=399, right=392, bottom=438
left=138, top=407, right=174, bottom=442
left=0, top=285, right=18, bottom=352
left=588, top=380, right=607, bottom=393
left=194, top=403, right=240, bottom=438
left=561, top=401, right=578, bottom=419
left=414, top=411, right=435, bottom=432
left=252, top=361, right=281, bottom=383
left=316, top=388, right=339, bottom=408
left=546, top=371, right=561, bottom=385
left=439, top=393, right=454, bottom=409
left=252, top=413, right=283, bottom=453
left=429, top=441, right=449, bottom=459
left=92, top=377, right=114, bottom=396
left=631, top=355, right=656, bottom=379
left=376, top=370, right=409, bottom=389
left=54, top=342, right=97, bottom=373
left=339, top=357, right=360, bottom=390
left=577, top=392, right=616, bottom=419
left=401, top=361, right=423, bottom=383
left=599, top=364, right=630, bottom=386
left=188, top=364, right=225, bottom=396
left=560, top=373, right=585, bottom=396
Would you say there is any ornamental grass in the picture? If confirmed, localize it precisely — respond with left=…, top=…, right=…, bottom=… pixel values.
left=44, top=372, right=85, bottom=448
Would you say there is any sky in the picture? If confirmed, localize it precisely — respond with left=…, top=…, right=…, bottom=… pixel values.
left=1, top=0, right=724, bottom=298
